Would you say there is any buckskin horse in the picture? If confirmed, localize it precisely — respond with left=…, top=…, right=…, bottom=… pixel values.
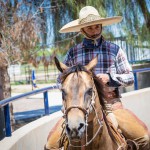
left=45, top=56, right=128, bottom=150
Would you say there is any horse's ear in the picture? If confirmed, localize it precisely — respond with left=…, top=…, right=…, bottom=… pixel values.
left=54, top=57, right=69, bottom=72
left=85, top=55, right=98, bottom=71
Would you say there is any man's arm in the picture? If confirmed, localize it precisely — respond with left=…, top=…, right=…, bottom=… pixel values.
left=96, top=48, right=134, bottom=87
left=108, top=48, right=134, bottom=87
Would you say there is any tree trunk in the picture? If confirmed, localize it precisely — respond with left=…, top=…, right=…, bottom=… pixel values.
left=0, top=67, right=15, bottom=132
left=137, top=0, right=150, bottom=31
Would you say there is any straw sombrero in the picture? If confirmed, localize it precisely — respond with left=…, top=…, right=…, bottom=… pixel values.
left=60, top=6, right=122, bottom=33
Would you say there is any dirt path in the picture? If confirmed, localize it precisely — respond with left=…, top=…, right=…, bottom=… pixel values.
left=11, top=83, right=61, bottom=113
left=11, top=83, right=54, bottom=93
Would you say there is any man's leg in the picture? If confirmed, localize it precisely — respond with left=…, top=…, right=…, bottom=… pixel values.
left=112, top=104, right=150, bottom=150
left=45, top=118, right=65, bottom=150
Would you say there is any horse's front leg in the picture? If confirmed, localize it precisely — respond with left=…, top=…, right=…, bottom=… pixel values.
left=45, top=118, right=65, bottom=150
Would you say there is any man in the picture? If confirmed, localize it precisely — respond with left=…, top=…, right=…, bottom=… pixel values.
left=45, top=6, right=149, bottom=150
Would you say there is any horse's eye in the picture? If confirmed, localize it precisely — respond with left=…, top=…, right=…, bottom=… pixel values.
left=61, top=89, right=66, bottom=100
left=87, top=88, right=93, bottom=96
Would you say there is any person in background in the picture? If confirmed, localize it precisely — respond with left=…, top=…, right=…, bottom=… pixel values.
left=45, top=6, right=149, bottom=150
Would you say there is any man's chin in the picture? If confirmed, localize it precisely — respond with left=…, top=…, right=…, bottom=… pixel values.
left=91, top=34, right=100, bottom=38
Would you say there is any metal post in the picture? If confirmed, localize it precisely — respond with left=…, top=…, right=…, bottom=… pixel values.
left=44, top=91, right=49, bottom=115
left=133, top=72, right=138, bottom=90
left=4, top=104, right=11, bottom=137
left=0, top=108, right=6, bottom=140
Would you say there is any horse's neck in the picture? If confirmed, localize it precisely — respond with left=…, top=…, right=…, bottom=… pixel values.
left=87, top=97, right=117, bottom=150
left=87, top=96, right=102, bottom=124
left=87, top=115, right=117, bottom=150
left=93, top=96, right=103, bottom=119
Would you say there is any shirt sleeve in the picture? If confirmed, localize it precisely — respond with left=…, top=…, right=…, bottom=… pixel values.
left=63, top=48, right=74, bottom=67
left=108, top=48, right=134, bottom=87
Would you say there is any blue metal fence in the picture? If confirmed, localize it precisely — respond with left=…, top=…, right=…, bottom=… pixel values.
left=0, top=68, right=150, bottom=138
left=0, top=85, right=59, bottom=137
left=133, top=68, right=150, bottom=90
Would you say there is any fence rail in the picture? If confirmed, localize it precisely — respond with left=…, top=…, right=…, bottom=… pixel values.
left=133, top=68, right=150, bottom=90
left=0, top=68, right=150, bottom=138
left=0, top=85, right=59, bottom=137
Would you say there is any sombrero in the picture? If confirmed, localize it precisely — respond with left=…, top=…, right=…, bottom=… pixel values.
left=59, top=6, right=122, bottom=33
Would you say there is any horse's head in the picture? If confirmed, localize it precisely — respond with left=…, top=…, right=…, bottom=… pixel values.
left=55, top=56, right=104, bottom=141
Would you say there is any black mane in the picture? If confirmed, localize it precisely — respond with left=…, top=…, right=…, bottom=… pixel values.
left=60, top=64, right=88, bottom=82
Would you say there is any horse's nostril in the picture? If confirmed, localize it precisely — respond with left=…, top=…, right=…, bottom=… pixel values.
left=66, top=124, right=71, bottom=134
left=78, top=123, right=84, bottom=131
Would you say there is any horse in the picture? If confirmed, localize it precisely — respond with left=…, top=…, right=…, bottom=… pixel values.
left=49, top=55, right=127, bottom=150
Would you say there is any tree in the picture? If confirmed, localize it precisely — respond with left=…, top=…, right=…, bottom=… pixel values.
left=137, top=0, right=150, bottom=31
left=66, top=0, right=150, bottom=45
left=0, top=0, right=40, bottom=131
left=50, top=0, right=77, bottom=53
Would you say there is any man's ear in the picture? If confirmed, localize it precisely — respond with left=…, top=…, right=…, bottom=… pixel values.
left=54, top=57, right=69, bottom=72
left=85, top=55, right=98, bottom=71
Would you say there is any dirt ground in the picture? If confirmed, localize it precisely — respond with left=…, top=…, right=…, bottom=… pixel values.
left=11, top=83, right=53, bottom=93
left=10, top=83, right=62, bottom=130
left=11, top=83, right=60, bottom=113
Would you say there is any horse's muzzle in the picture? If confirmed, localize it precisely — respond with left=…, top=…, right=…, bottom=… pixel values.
left=66, top=123, right=85, bottom=139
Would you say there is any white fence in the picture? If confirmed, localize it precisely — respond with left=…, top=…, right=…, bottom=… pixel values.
left=8, top=64, right=21, bottom=77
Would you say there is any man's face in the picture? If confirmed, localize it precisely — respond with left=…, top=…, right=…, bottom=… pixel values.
left=82, top=24, right=102, bottom=38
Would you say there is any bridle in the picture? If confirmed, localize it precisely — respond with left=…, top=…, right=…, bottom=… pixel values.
left=58, top=70, right=126, bottom=150
left=62, top=77, right=104, bottom=148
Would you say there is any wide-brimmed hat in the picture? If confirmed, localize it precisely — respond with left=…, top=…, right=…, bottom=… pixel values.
left=60, top=6, right=122, bottom=33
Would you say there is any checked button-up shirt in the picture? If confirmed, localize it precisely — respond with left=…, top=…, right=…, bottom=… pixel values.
left=63, top=36, right=134, bottom=88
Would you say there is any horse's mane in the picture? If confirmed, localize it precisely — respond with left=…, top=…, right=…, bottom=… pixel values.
left=60, top=64, right=106, bottom=108
left=92, top=74, right=106, bottom=108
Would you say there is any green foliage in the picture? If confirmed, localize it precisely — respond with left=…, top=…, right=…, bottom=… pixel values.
left=65, top=0, right=150, bottom=49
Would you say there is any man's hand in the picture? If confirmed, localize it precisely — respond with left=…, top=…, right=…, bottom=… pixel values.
left=96, top=74, right=109, bottom=84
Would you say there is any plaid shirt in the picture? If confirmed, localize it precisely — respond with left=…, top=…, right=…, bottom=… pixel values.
left=63, top=36, right=134, bottom=88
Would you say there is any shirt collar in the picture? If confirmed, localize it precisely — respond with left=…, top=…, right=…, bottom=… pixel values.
left=83, top=36, right=105, bottom=48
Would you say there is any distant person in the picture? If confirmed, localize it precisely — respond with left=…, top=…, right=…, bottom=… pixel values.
left=31, top=70, right=38, bottom=90
left=45, top=6, right=150, bottom=150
